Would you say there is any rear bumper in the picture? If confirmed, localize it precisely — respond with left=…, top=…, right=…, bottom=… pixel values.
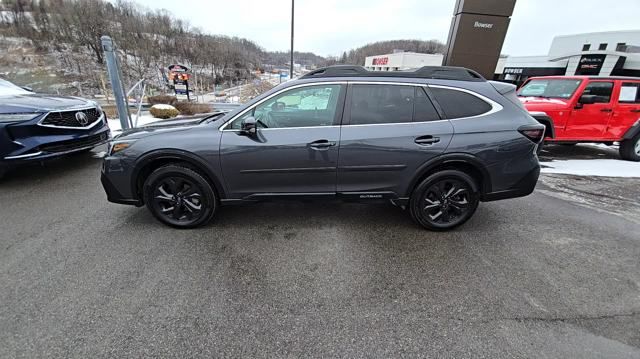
left=481, top=165, right=540, bottom=202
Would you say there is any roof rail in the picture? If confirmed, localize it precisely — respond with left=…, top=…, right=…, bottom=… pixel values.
left=300, top=65, right=486, bottom=82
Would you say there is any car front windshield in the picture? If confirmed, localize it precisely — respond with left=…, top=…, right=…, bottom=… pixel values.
left=517, top=79, right=582, bottom=99
left=0, top=78, right=31, bottom=96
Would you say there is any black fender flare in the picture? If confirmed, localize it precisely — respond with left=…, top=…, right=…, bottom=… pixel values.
left=528, top=112, right=555, bottom=138
left=131, top=149, right=227, bottom=200
left=622, top=120, right=640, bottom=140
left=407, top=153, right=492, bottom=197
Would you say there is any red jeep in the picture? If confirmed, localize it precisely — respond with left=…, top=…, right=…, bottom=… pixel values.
left=518, top=76, right=640, bottom=161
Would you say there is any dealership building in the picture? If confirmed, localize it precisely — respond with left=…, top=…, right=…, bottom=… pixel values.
left=364, top=52, right=444, bottom=71
left=363, top=30, right=640, bottom=85
left=495, top=30, right=640, bottom=84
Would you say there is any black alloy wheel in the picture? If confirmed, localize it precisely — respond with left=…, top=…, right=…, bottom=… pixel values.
left=410, top=170, right=479, bottom=231
left=144, top=165, right=217, bottom=228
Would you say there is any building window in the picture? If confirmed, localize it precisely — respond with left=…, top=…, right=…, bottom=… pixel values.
left=598, top=43, right=607, bottom=51
left=616, top=43, right=627, bottom=52
left=582, top=44, right=591, bottom=51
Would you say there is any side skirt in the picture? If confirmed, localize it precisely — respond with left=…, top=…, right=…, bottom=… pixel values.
left=220, top=192, right=402, bottom=205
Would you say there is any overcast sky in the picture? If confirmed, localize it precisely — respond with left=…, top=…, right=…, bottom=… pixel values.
left=131, top=0, right=640, bottom=57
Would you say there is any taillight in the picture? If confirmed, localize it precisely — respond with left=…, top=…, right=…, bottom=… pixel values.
left=519, top=128, right=545, bottom=143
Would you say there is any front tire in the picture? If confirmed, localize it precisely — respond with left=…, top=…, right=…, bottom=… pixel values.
left=409, top=170, right=479, bottom=231
left=143, top=164, right=217, bottom=228
left=619, top=133, right=640, bottom=161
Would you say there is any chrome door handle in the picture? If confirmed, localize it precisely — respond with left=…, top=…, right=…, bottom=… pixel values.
left=415, top=136, right=440, bottom=145
left=308, top=139, right=336, bottom=149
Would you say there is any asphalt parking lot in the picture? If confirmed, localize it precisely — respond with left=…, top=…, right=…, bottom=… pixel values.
left=1, top=146, right=639, bottom=358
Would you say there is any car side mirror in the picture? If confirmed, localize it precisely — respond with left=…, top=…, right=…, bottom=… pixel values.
left=578, top=94, right=597, bottom=106
left=240, top=116, right=257, bottom=135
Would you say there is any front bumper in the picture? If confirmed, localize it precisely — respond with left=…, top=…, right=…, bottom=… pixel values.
left=1, top=115, right=111, bottom=167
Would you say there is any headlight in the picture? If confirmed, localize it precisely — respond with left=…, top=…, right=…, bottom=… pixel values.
left=108, top=140, right=135, bottom=155
left=89, top=101, right=104, bottom=118
left=0, top=113, right=41, bottom=123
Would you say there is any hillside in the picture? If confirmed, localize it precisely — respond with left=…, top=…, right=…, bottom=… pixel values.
left=0, top=0, right=446, bottom=97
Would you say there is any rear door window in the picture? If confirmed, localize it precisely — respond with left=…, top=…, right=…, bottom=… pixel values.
left=413, top=87, right=441, bottom=122
left=349, top=84, right=415, bottom=125
left=348, top=84, right=441, bottom=125
left=618, top=82, right=640, bottom=103
left=430, top=87, right=492, bottom=119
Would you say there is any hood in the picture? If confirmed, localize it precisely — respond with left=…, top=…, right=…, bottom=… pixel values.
left=114, top=111, right=229, bottom=141
left=519, top=96, right=571, bottom=112
left=0, top=93, right=92, bottom=113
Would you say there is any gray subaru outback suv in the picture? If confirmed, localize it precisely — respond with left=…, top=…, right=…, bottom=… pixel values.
left=101, top=65, right=544, bottom=230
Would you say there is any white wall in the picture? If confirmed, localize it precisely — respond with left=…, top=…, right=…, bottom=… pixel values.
left=548, top=30, right=640, bottom=58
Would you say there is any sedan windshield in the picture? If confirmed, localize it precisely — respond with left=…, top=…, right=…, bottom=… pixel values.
left=517, top=79, right=582, bottom=99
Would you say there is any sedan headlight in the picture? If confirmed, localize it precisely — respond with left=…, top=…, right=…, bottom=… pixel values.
left=0, top=113, right=42, bottom=123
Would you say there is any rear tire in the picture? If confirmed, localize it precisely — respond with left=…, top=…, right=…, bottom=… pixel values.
left=143, top=164, right=217, bottom=228
left=409, top=170, right=480, bottom=231
left=619, top=133, right=640, bottom=162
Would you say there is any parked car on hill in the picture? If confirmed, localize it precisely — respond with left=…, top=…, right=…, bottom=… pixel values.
left=0, top=78, right=110, bottom=178
left=519, top=76, right=640, bottom=161
left=101, top=65, right=544, bottom=231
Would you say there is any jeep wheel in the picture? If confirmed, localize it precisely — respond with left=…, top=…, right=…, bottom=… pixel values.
left=143, top=165, right=217, bottom=228
left=410, top=170, right=479, bottom=231
left=620, top=133, right=640, bottom=162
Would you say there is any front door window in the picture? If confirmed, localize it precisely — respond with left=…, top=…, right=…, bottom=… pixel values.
left=230, top=84, right=342, bottom=129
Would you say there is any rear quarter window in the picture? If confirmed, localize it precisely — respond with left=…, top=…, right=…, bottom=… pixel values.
left=430, top=87, right=492, bottom=119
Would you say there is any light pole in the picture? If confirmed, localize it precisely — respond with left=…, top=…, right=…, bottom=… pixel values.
left=290, top=0, right=294, bottom=80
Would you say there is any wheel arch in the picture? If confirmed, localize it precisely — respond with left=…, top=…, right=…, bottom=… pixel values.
left=132, top=149, right=226, bottom=203
left=407, top=153, right=492, bottom=198
left=622, top=120, right=640, bottom=140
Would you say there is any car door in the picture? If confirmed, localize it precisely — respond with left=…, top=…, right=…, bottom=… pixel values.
left=608, top=81, right=640, bottom=139
left=566, top=80, right=615, bottom=139
left=219, top=83, right=346, bottom=199
left=337, top=83, right=454, bottom=198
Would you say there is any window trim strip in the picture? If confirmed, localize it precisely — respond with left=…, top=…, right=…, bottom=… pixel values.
left=219, top=80, right=503, bottom=131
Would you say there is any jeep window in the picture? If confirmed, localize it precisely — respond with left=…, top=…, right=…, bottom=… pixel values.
left=349, top=84, right=415, bottom=125
left=413, top=87, right=441, bottom=122
left=230, top=84, right=342, bottom=129
left=582, top=82, right=614, bottom=103
left=430, top=87, right=492, bottom=119
left=517, top=79, right=582, bottom=99
left=618, top=83, right=640, bottom=103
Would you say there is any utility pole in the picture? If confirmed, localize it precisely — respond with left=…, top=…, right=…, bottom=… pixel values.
left=101, top=35, right=130, bottom=130
left=290, top=0, right=294, bottom=80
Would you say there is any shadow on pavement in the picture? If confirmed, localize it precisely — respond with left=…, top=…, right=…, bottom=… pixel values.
left=0, top=145, right=105, bottom=186
left=539, top=143, right=621, bottom=162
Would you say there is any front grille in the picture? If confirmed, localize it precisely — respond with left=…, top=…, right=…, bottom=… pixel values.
left=41, top=108, right=101, bottom=128
left=39, top=132, right=109, bottom=153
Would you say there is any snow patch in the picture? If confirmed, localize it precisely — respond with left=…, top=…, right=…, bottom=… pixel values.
left=541, top=159, right=640, bottom=178
left=151, top=104, right=177, bottom=110
left=107, top=115, right=166, bottom=136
